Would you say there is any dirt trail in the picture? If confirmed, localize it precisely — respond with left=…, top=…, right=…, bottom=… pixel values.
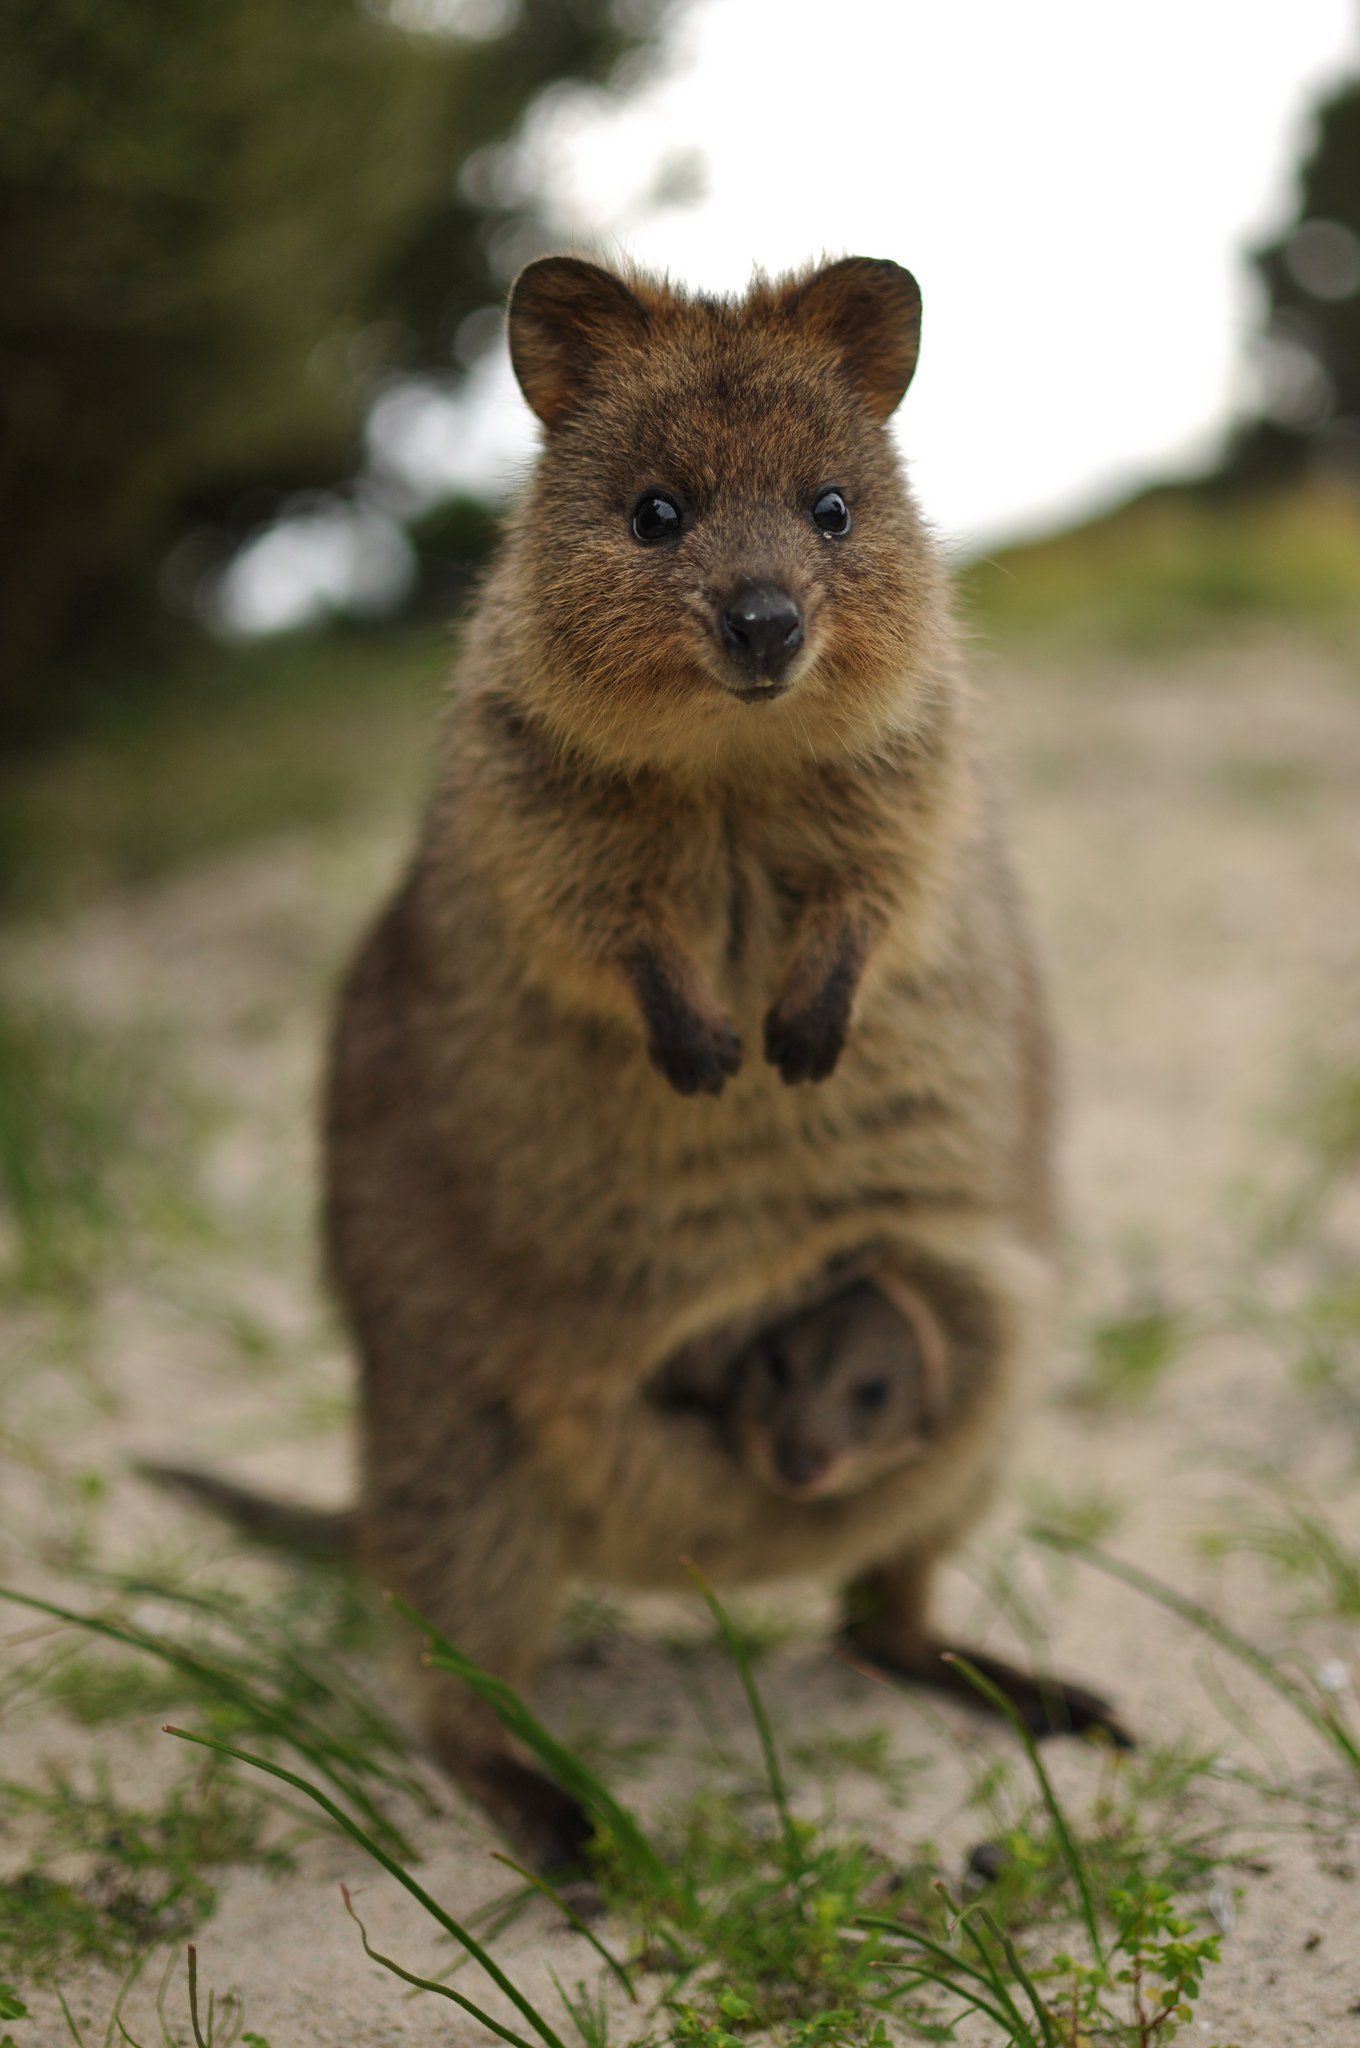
left=4, top=629, right=1359, bottom=2044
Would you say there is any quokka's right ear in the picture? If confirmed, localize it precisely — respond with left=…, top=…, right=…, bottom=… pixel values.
left=507, top=257, right=650, bottom=430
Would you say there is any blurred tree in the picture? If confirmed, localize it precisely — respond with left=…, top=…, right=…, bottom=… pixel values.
left=0, top=0, right=652, bottom=744
left=1221, top=72, right=1360, bottom=490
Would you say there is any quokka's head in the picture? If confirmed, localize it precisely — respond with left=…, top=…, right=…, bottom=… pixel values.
left=731, top=1279, right=944, bottom=1503
left=498, top=255, right=946, bottom=774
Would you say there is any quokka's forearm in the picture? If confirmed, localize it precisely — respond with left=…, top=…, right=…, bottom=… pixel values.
left=765, top=892, right=874, bottom=1084
left=616, top=916, right=742, bottom=1097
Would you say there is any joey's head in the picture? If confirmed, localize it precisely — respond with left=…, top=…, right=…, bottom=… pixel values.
left=731, top=1280, right=945, bottom=1503
left=500, top=254, right=944, bottom=773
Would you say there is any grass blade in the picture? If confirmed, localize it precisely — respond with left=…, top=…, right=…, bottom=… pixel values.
left=107, top=1571, right=432, bottom=1807
left=1031, top=1527, right=1360, bottom=1777
left=853, top=1916, right=1022, bottom=2031
left=681, top=1560, right=803, bottom=1880
left=976, top=1905, right=1063, bottom=2048
left=340, top=1884, right=541, bottom=2048
left=163, top=1724, right=568, bottom=2048
left=491, top=1853, right=636, bottom=2000
left=387, top=1594, right=670, bottom=1893
left=0, top=1584, right=415, bottom=1855
left=942, top=1650, right=1106, bottom=1970
left=955, top=1911, right=1041, bottom=2046
left=56, top=1989, right=88, bottom=2048
left=186, top=1946, right=208, bottom=2048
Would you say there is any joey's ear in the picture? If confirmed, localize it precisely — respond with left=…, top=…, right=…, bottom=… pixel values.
left=507, top=256, right=650, bottom=430
left=787, top=257, right=921, bottom=420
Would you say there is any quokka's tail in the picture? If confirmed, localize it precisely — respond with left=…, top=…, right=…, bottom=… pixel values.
left=137, top=1461, right=357, bottom=1558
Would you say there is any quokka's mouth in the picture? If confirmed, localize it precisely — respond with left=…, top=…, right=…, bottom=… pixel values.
left=726, top=680, right=791, bottom=704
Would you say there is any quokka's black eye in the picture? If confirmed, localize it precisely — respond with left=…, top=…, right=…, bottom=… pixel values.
left=855, top=1378, right=889, bottom=1413
left=811, top=488, right=851, bottom=538
left=764, top=1344, right=791, bottom=1392
left=631, top=492, right=683, bottom=544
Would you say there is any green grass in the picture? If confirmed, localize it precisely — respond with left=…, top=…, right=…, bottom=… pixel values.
left=1, top=1564, right=1240, bottom=2046
left=0, top=1770, right=290, bottom=1982
left=1032, top=1527, right=1360, bottom=1783
left=0, top=997, right=181, bottom=1307
left=962, top=481, right=1360, bottom=655
left=0, top=1564, right=425, bottom=1984
left=1068, top=1300, right=1188, bottom=1411
left=0, top=628, right=445, bottom=918
left=1202, top=1491, right=1360, bottom=1625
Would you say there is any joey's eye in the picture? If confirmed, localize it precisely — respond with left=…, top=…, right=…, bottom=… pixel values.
left=764, top=1344, right=791, bottom=1392
left=631, top=492, right=683, bottom=544
left=811, top=488, right=851, bottom=538
left=855, top=1378, right=889, bottom=1413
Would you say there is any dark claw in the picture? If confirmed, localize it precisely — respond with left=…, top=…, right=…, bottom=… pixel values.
left=649, top=1017, right=743, bottom=1097
left=842, top=1627, right=1135, bottom=1751
left=763, top=1006, right=847, bottom=1085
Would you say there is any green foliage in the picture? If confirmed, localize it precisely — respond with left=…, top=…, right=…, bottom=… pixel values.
left=1224, top=74, right=1360, bottom=489
left=0, top=0, right=643, bottom=736
left=1049, top=1879, right=1220, bottom=2045
left=963, top=483, right=1360, bottom=653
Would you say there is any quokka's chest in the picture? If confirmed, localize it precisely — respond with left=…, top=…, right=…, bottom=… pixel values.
left=648, top=801, right=907, bottom=1014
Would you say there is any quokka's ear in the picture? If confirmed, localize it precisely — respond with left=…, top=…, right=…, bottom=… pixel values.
left=507, top=256, right=650, bottom=430
left=786, top=257, right=922, bottom=420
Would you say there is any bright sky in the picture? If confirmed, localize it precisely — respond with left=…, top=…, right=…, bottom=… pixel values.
left=465, top=0, right=1359, bottom=548
left=222, top=0, right=1357, bottom=631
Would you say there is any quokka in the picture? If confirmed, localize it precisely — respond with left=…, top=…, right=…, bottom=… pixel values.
left=177, top=253, right=1129, bottom=1868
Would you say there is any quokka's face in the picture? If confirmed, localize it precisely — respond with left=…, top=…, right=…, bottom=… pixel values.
left=502, top=256, right=943, bottom=771
left=731, top=1282, right=941, bottom=1502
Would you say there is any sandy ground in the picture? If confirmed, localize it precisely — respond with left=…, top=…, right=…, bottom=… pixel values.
left=3, top=627, right=1359, bottom=2044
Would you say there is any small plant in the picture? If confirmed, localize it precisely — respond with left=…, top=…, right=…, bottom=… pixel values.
left=1071, top=1300, right=1186, bottom=1410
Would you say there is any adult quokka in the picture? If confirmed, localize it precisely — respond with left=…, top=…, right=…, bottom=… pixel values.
left=324, top=253, right=1126, bottom=1866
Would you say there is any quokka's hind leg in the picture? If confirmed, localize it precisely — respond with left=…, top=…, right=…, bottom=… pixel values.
left=362, top=1433, right=591, bottom=1871
left=841, top=1552, right=1133, bottom=1748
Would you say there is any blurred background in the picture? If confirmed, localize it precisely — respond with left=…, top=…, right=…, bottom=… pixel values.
left=2, top=0, right=1358, bottom=764
left=3, top=6, right=1360, bottom=2027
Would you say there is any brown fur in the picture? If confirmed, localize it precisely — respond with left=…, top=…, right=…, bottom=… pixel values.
left=322, top=253, right=1116, bottom=1867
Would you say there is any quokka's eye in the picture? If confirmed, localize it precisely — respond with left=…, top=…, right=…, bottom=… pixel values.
left=764, top=1344, right=791, bottom=1392
left=855, top=1378, right=889, bottom=1413
left=631, top=492, right=683, bottom=544
left=811, top=487, right=851, bottom=538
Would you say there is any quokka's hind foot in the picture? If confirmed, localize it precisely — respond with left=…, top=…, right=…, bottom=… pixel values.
left=471, top=1754, right=596, bottom=1876
left=843, top=1555, right=1133, bottom=1748
left=841, top=1623, right=1134, bottom=1749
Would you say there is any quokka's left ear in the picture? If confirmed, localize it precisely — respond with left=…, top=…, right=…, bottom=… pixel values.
left=785, top=257, right=922, bottom=420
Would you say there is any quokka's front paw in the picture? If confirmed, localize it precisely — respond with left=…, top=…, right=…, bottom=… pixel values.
left=647, top=1011, right=743, bottom=1097
left=763, top=992, right=850, bottom=1085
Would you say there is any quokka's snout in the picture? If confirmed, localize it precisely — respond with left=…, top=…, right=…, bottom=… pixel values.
left=717, top=579, right=805, bottom=696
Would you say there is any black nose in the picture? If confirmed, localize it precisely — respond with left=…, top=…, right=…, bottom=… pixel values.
left=775, top=1441, right=830, bottom=1491
left=720, top=584, right=804, bottom=684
